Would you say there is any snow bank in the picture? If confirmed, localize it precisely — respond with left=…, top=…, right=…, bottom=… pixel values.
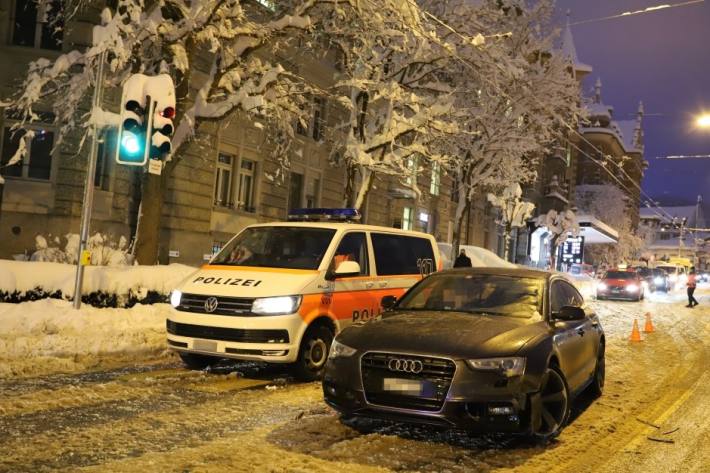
left=0, top=299, right=173, bottom=377
left=0, top=260, right=196, bottom=305
left=437, top=243, right=515, bottom=270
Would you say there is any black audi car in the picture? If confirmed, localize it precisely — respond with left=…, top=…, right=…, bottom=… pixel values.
left=323, top=267, right=605, bottom=441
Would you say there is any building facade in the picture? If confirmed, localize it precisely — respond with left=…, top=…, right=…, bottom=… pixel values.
left=0, top=0, right=498, bottom=264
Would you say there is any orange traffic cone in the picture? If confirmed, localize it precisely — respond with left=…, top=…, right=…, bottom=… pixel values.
left=643, top=312, right=655, bottom=333
left=629, top=318, right=643, bottom=342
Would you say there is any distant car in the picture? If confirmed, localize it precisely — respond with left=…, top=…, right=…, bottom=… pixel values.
left=569, top=263, right=594, bottom=277
left=323, top=267, right=605, bottom=441
left=656, top=265, right=686, bottom=289
left=635, top=267, right=669, bottom=293
left=596, top=270, right=645, bottom=301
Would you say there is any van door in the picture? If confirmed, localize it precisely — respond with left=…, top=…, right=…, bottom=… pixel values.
left=370, top=232, right=437, bottom=307
left=328, top=232, right=379, bottom=326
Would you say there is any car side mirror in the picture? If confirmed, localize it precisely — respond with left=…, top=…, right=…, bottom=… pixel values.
left=333, top=260, right=361, bottom=278
left=554, top=305, right=585, bottom=321
left=381, top=295, right=397, bottom=311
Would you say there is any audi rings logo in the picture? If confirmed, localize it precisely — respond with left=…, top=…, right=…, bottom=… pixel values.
left=388, top=358, right=423, bottom=374
left=204, top=297, right=219, bottom=313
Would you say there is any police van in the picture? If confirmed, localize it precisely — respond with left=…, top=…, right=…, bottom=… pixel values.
left=167, top=208, right=440, bottom=380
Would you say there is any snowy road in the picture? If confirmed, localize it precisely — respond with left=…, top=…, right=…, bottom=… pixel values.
left=1, top=291, right=708, bottom=472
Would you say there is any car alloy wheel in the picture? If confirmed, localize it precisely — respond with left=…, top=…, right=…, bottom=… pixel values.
left=589, top=344, right=605, bottom=397
left=530, top=365, right=569, bottom=441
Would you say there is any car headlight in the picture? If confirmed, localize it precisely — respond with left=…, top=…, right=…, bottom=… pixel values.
left=251, top=295, right=302, bottom=315
left=626, top=284, right=639, bottom=293
left=654, top=277, right=663, bottom=285
left=170, top=290, right=182, bottom=308
left=466, top=357, right=526, bottom=377
left=328, top=339, right=357, bottom=360
left=597, top=283, right=607, bottom=291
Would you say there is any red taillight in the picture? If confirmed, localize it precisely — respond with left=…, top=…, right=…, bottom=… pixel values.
left=161, top=107, right=175, bottom=119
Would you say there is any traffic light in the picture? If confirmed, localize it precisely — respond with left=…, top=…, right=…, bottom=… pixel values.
left=151, top=104, right=175, bottom=159
left=115, top=74, right=149, bottom=166
left=115, top=74, right=176, bottom=166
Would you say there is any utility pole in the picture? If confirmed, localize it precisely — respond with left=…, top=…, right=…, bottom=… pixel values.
left=72, top=50, right=107, bottom=309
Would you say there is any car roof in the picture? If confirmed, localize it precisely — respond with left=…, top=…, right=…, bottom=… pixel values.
left=246, top=221, right=434, bottom=238
left=437, top=266, right=551, bottom=279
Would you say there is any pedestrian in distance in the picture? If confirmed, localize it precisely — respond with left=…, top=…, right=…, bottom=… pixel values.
left=453, top=249, right=472, bottom=268
left=686, top=268, right=699, bottom=308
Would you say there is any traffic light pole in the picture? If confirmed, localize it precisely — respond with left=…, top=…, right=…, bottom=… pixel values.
left=72, top=51, right=107, bottom=309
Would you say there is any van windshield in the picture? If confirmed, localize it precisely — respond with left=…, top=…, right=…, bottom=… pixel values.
left=212, top=227, right=336, bottom=270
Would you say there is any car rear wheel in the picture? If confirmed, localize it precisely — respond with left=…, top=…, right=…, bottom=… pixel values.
left=529, top=365, right=570, bottom=442
left=293, top=325, right=334, bottom=381
left=588, top=344, right=605, bottom=398
left=178, top=352, right=219, bottom=370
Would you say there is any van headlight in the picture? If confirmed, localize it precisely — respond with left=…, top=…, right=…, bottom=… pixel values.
left=328, top=339, right=357, bottom=360
left=467, top=357, right=526, bottom=377
left=626, top=284, right=639, bottom=293
left=170, top=290, right=182, bottom=308
left=251, top=295, right=302, bottom=315
left=654, top=277, right=663, bottom=285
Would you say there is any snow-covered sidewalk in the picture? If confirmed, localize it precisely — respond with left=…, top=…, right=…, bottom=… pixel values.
left=0, top=299, right=173, bottom=378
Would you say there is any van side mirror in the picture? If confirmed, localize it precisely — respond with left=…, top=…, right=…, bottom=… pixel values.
left=553, top=305, right=585, bottom=321
left=333, top=260, right=361, bottom=278
left=381, top=295, right=397, bottom=311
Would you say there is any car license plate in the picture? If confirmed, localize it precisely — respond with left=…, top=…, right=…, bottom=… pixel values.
left=193, top=339, right=217, bottom=352
left=382, top=378, right=423, bottom=395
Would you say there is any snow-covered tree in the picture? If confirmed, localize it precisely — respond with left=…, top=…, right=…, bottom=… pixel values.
left=575, top=184, right=644, bottom=267
left=4, top=0, right=354, bottom=264
left=426, top=0, right=581, bottom=262
left=536, top=208, right=579, bottom=270
left=306, top=1, right=458, bottom=207
left=487, top=183, right=535, bottom=261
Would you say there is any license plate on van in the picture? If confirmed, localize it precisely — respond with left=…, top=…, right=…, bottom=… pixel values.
left=193, top=339, right=217, bottom=352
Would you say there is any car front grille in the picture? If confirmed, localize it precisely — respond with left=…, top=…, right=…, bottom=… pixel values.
left=166, top=320, right=289, bottom=344
left=360, top=352, right=456, bottom=412
left=176, top=293, right=255, bottom=316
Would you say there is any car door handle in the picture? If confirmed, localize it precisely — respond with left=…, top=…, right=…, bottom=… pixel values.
left=365, top=282, right=375, bottom=289
left=379, top=281, right=388, bottom=288
left=577, top=328, right=585, bottom=336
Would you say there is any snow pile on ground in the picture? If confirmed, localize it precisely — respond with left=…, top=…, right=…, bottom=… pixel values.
left=437, top=243, right=515, bottom=269
left=0, top=299, right=174, bottom=377
left=0, top=260, right=196, bottom=303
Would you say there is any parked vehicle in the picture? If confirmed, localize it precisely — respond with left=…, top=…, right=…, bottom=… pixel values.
left=596, top=270, right=645, bottom=301
left=323, top=267, right=605, bottom=441
left=656, top=264, right=687, bottom=289
left=167, top=208, right=440, bottom=380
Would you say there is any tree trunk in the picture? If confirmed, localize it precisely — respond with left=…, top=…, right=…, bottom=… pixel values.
left=503, top=224, right=512, bottom=262
left=450, top=200, right=470, bottom=264
left=549, top=234, right=560, bottom=271
left=133, top=171, right=165, bottom=265
left=0, top=181, right=4, bottom=226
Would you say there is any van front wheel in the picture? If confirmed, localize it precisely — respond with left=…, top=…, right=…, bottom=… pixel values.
left=294, top=325, right=334, bottom=381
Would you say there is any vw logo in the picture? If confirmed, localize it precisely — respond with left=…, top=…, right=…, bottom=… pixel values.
left=204, top=297, right=219, bottom=313
left=388, top=358, right=423, bottom=374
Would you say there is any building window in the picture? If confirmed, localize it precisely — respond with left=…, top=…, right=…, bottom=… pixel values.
left=288, top=172, right=304, bottom=210
left=0, top=127, right=54, bottom=180
left=430, top=161, right=440, bottom=196
left=305, top=175, right=320, bottom=208
left=312, top=98, right=326, bottom=141
left=12, top=0, right=63, bottom=50
left=402, top=206, right=413, bottom=230
left=214, top=153, right=234, bottom=207
left=236, top=159, right=256, bottom=212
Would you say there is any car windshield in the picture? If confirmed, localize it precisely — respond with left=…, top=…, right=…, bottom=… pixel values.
left=211, top=226, right=336, bottom=270
left=603, top=271, right=636, bottom=280
left=653, top=269, right=667, bottom=276
left=396, top=273, right=543, bottom=318
left=636, top=268, right=651, bottom=277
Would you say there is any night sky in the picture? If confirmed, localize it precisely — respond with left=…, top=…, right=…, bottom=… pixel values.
left=555, top=0, right=710, bottom=205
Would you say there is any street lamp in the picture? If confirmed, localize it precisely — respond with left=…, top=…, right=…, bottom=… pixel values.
left=696, top=113, right=710, bottom=128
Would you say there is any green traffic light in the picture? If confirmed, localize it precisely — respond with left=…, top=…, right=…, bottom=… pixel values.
left=121, top=132, right=142, bottom=156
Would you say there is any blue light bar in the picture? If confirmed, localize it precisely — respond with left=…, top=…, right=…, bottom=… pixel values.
left=287, top=208, right=361, bottom=222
